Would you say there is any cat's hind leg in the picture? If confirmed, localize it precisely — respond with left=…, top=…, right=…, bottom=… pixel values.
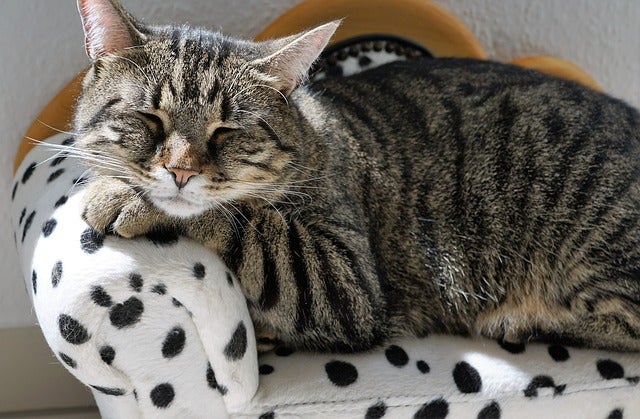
left=542, top=306, right=640, bottom=351
left=475, top=288, right=640, bottom=351
left=472, top=286, right=640, bottom=351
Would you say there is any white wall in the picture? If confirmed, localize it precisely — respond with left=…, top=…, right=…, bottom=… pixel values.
left=1, top=0, right=638, bottom=327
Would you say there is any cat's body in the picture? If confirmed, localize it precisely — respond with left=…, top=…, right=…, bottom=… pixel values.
left=75, top=0, right=640, bottom=352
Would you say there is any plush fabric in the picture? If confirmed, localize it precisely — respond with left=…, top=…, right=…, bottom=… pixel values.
left=10, top=43, right=640, bottom=418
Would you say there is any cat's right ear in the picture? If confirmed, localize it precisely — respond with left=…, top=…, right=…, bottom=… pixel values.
left=252, top=21, right=341, bottom=95
left=77, top=0, right=146, bottom=60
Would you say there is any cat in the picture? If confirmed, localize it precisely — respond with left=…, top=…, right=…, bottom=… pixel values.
left=73, top=0, right=640, bottom=352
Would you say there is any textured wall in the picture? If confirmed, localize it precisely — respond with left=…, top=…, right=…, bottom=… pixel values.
left=1, top=0, right=638, bottom=327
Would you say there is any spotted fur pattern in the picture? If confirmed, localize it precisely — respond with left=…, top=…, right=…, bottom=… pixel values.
left=74, top=0, right=640, bottom=352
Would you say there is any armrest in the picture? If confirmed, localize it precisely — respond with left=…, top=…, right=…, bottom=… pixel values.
left=11, top=133, right=258, bottom=418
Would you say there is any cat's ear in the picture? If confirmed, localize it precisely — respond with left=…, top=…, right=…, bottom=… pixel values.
left=77, top=0, right=146, bottom=59
left=252, top=20, right=341, bottom=95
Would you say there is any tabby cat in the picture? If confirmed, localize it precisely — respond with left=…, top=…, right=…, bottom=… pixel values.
left=73, top=0, right=640, bottom=352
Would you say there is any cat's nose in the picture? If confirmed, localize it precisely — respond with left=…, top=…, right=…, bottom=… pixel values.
left=167, top=167, right=199, bottom=189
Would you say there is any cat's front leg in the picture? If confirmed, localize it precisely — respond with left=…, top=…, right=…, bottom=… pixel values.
left=82, top=177, right=173, bottom=238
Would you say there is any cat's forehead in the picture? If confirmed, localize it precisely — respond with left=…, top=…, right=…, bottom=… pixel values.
left=146, top=25, right=258, bottom=63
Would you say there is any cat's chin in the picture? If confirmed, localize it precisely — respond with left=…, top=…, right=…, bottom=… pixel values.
left=152, top=196, right=208, bottom=218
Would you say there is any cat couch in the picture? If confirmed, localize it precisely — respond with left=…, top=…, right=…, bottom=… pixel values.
left=11, top=1, right=639, bottom=417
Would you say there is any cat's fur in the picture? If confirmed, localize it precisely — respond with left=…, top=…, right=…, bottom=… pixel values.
left=74, top=0, right=640, bottom=352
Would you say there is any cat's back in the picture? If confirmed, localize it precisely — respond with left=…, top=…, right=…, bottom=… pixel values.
left=306, top=57, right=640, bottom=168
left=310, top=57, right=638, bottom=130
left=302, top=57, right=640, bottom=340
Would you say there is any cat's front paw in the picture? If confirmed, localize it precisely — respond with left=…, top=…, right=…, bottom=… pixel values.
left=81, top=177, right=164, bottom=238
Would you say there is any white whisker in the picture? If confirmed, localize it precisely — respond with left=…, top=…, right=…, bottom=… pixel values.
left=66, top=168, right=93, bottom=195
left=245, top=192, right=287, bottom=224
left=233, top=83, right=289, bottom=106
left=110, top=54, right=158, bottom=86
left=236, top=109, right=277, bottom=135
left=32, top=120, right=78, bottom=136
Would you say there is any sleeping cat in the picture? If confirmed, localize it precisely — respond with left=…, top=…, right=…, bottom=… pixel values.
left=74, top=0, right=640, bottom=352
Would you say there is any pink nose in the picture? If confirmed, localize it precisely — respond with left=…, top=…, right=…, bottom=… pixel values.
left=167, top=167, right=199, bottom=189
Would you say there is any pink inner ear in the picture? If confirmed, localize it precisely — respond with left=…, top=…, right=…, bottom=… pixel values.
left=78, top=0, right=135, bottom=59
left=258, top=21, right=340, bottom=94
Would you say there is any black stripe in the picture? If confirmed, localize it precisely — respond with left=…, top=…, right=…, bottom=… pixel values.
left=151, top=84, right=163, bottom=109
left=545, top=101, right=602, bottom=213
left=169, top=28, right=181, bottom=59
left=222, top=208, right=250, bottom=274
left=320, top=86, right=387, bottom=148
left=216, top=38, right=230, bottom=67
left=237, top=144, right=265, bottom=155
left=90, top=385, right=126, bottom=396
left=237, top=158, right=276, bottom=174
left=441, top=98, right=468, bottom=228
left=54, top=195, right=68, bottom=208
left=568, top=152, right=603, bottom=215
left=181, top=39, right=201, bottom=102
left=310, top=224, right=380, bottom=323
left=315, top=240, right=369, bottom=352
left=258, top=221, right=280, bottom=310
left=92, top=60, right=103, bottom=78
left=109, top=124, right=132, bottom=137
left=514, top=127, right=538, bottom=252
left=606, top=289, right=640, bottom=308
left=313, top=238, right=359, bottom=347
left=288, top=222, right=314, bottom=332
left=355, top=75, right=428, bottom=136
left=199, top=36, right=213, bottom=70
left=486, top=96, right=516, bottom=286
left=558, top=280, right=591, bottom=309
left=604, top=212, right=640, bottom=254
left=530, top=104, right=591, bottom=269
left=183, top=38, right=197, bottom=56
left=220, top=94, right=231, bottom=122
left=358, top=168, right=391, bottom=326
left=86, top=98, right=121, bottom=129
left=182, top=80, right=200, bottom=103
left=168, top=79, right=178, bottom=99
left=493, top=94, right=516, bottom=194
left=207, top=79, right=220, bottom=104
left=566, top=168, right=639, bottom=268
left=614, top=314, right=640, bottom=339
left=472, top=82, right=503, bottom=107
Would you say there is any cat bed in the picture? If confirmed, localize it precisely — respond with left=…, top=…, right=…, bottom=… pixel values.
left=11, top=0, right=635, bottom=417
left=11, top=140, right=640, bottom=417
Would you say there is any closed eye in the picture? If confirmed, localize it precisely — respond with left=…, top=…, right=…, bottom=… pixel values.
left=207, top=126, right=239, bottom=160
left=136, top=111, right=165, bottom=141
left=210, top=126, right=238, bottom=145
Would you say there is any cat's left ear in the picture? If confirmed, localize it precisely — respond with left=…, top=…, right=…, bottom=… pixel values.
left=252, top=20, right=341, bottom=95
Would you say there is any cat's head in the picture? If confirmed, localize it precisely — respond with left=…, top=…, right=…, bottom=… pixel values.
left=73, top=0, right=338, bottom=217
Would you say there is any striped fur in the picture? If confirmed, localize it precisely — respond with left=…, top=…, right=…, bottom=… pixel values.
left=75, top=1, right=640, bottom=352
